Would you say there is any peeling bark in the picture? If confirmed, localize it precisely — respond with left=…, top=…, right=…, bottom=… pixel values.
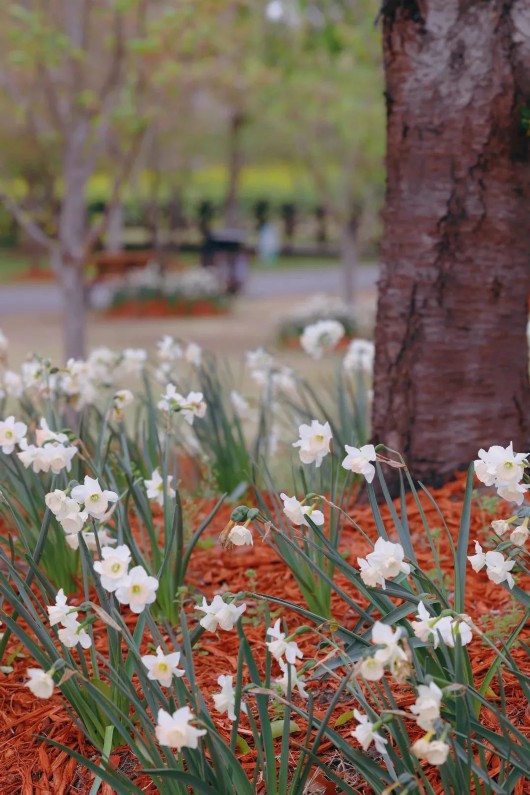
left=373, top=0, right=530, bottom=485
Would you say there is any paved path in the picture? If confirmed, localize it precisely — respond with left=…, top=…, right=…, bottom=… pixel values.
left=0, top=264, right=379, bottom=315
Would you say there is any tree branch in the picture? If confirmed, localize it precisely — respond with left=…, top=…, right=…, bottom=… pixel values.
left=0, top=190, right=55, bottom=251
left=83, top=129, right=148, bottom=256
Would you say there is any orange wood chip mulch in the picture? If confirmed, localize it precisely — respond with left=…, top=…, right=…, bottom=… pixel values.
left=0, top=473, right=529, bottom=795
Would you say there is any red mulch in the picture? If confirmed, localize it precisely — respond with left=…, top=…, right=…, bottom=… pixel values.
left=1, top=473, right=529, bottom=794
left=104, top=299, right=230, bottom=319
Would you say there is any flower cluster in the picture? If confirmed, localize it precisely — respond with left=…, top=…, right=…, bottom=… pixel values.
left=47, top=589, right=92, bottom=649
left=94, top=545, right=159, bottom=613
left=411, top=601, right=472, bottom=648
left=158, top=384, right=207, bottom=424
left=358, top=538, right=411, bottom=589
left=45, top=476, right=118, bottom=548
left=280, top=493, right=324, bottom=526
left=358, top=621, right=410, bottom=683
left=491, top=518, right=529, bottom=547
left=468, top=541, right=515, bottom=589
left=155, top=335, right=202, bottom=382
left=197, top=595, right=247, bottom=632
left=343, top=338, right=374, bottom=374
left=17, top=419, right=77, bottom=475
left=300, top=319, right=345, bottom=359
left=474, top=443, right=529, bottom=505
left=267, top=619, right=308, bottom=699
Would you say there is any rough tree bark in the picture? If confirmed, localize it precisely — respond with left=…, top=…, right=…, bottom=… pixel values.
left=372, top=0, right=530, bottom=485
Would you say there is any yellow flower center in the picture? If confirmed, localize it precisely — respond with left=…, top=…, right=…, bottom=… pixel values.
left=132, top=584, right=142, bottom=594
left=90, top=494, right=100, bottom=502
left=111, top=563, right=121, bottom=573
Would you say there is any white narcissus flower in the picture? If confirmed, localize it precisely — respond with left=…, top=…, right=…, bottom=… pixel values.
left=359, top=656, right=385, bottom=681
left=59, top=509, right=88, bottom=535
left=357, top=538, right=410, bottom=589
left=410, top=682, right=443, bottom=731
left=197, top=595, right=246, bottom=632
left=0, top=416, right=27, bottom=454
left=275, top=659, right=309, bottom=699
left=370, top=621, right=408, bottom=668
left=141, top=646, right=184, bottom=687
left=246, top=347, right=274, bottom=374
left=0, top=370, right=23, bottom=399
left=179, top=391, right=207, bottom=425
left=115, top=566, right=159, bottom=613
left=113, top=389, right=134, bottom=407
left=155, top=707, right=206, bottom=750
left=70, top=476, right=119, bottom=518
left=184, top=342, right=202, bottom=367
left=497, top=481, right=529, bottom=506
left=510, top=525, right=529, bottom=546
left=35, top=419, right=68, bottom=446
left=467, top=540, right=487, bottom=572
left=300, top=319, right=345, bottom=359
left=468, top=541, right=515, bottom=588
left=45, top=489, right=70, bottom=516
left=157, top=335, right=183, bottom=363
left=343, top=339, right=374, bottom=374
left=26, top=668, right=54, bottom=699
left=65, top=528, right=116, bottom=551
left=341, top=444, right=377, bottom=483
left=474, top=443, right=527, bottom=486
left=281, top=493, right=306, bottom=525
left=411, top=735, right=450, bottom=766
left=266, top=619, right=303, bottom=665
left=212, top=674, right=239, bottom=721
left=227, top=524, right=253, bottom=546
left=484, top=550, right=515, bottom=588
left=271, top=367, right=297, bottom=398
left=351, top=710, right=387, bottom=754
left=491, top=519, right=511, bottom=537
left=411, top=602, right=473, bottom=649
left=293, top=420, right=332, bottom=468
left=47, top=589, right=77, bottom=626
left=144, top=468, right=176, bottom=507
left=94, top=545, right=132, bottom=591
left=58, top=615, right=92, bottom=649
left=280, top=493, right=324, bottom=526
left=18, top=442, right=77, bottom=475
left=158, top=385, right=207, bottom=425
left=120, top=348, right=147, bottom=376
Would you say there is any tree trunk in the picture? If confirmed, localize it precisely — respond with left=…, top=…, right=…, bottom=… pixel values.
left=56, top=124, right=90, bottom=361
left=372, top=1, right=530, bottom=485
left=53, top=250, right=86, bottom=362
left=105, top=203, right=124, bottom=252
left=223, top=112, right=245, bottom=228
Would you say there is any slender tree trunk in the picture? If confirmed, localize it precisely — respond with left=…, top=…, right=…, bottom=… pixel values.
left=223, top=112, right=245, bottom=228
left=57, top=255, right=86, bottom=361
left=372, top=1, right=530, bottom=485
left=105, top=203, right=124, bottom=252
left=57, top=126, right=90, bottom=361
